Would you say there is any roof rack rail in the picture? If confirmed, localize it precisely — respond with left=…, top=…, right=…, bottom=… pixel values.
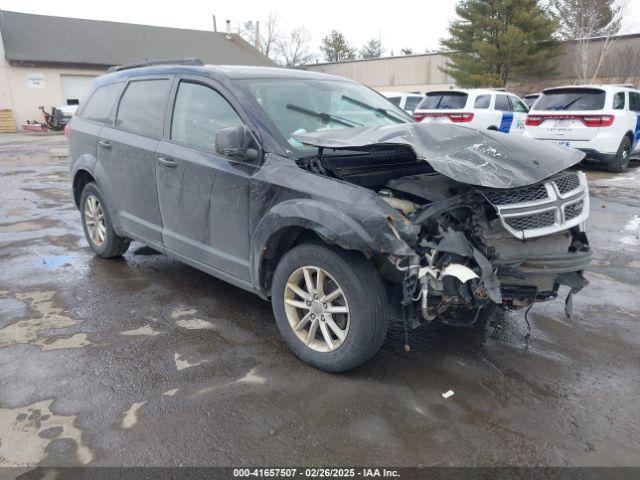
left=107, top=58, right=204, bottom=73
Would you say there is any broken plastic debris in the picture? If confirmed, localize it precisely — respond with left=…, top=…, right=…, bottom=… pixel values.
left=442, top=390, right=454, bottom=399
left=441, top=264, right=479, bottom=283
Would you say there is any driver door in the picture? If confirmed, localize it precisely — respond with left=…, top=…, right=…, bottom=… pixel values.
left=155, top=79, right=257, bottom=282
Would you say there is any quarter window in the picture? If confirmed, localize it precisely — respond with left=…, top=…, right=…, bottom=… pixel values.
left=80, top=82, right=123, bottom=124
left=613, top=92, right=626, bottom=110
left=116, top=79, right=171, bottom=138
left=403, top=96, right=423, bottom=112
left=171, top=82, right=244, bottom=151
left=474, top=95, right=491, bottom=109
left=387, top=97, right=401, bottom=106
left=510, top=97, right=529, bottom=113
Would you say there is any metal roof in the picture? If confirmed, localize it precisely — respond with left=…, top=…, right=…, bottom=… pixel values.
left=0, top=10, right=274, bottom=67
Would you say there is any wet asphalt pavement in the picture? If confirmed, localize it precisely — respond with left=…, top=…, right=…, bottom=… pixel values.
left=0, top=132, right=639, bottom=468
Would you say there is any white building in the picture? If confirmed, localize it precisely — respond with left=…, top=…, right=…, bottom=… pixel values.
left=0, top=10, right=273, bottom=130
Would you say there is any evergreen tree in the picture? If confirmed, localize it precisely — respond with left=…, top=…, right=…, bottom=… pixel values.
left=321, top=31, right=357, bottom=62
left=441, top=0, right=559, bottom=87
left=360, top=39, right=384, bottom=59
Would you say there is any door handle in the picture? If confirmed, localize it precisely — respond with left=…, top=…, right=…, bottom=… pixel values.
left=98, top=140, right=111, bottom=149
left=157, top=156, right=177, bottom=168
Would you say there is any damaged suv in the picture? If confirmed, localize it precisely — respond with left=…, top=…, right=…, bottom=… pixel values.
left=68, top=62, right=591, bottom=372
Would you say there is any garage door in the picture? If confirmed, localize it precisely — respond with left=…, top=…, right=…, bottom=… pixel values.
left=60, top=75, right=97, bottom=106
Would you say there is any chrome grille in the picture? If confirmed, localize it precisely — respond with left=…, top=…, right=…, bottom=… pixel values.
left=564, top=200, right=584, bottom=221
left=555, top=173, right=580, bottom=195
left=505, top=211, right=556, bottom=230
left=482, top=183, right=548, bottom=205
left=481, top=171, right=589, bottom=239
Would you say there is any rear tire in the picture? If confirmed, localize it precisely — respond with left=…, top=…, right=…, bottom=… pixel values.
left=271, top=243, right=389, bottom=372
left=608, top=136, right=631, bottom=173
left=80, top=182, right=130, bottom=258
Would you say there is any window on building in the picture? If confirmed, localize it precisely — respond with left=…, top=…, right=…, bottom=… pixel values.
left=613, top=92, right=626, bottom=110
left=171, top=82, right=244, bottom=152
left=116, top=79, right=171, bottom=137
left=474, top=95, right=491, bottom=109
left=80, top=82, right=124, bottom=125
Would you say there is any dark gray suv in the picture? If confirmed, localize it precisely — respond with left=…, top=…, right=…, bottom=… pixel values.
left=68, top=61, right=591, bottom=372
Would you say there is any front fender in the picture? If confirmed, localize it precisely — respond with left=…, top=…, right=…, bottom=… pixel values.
left=251, top=198, right=416, bottom=293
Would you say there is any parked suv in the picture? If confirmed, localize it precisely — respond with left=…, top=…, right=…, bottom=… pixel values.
left=68, top=61, right=591, bottom=372
left=381, top=91, right=425, bottom=115
left=523, top=85, right=640, bottom=172
left=413, top=89, right=529, bottom=134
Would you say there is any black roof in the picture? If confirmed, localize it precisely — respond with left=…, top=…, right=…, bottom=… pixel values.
left=0, top=10, right=274, bottom=67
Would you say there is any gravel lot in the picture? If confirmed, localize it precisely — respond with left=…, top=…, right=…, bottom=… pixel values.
left=0, top=132, right=639, bottom=467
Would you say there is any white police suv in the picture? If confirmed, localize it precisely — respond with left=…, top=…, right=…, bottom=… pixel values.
left=524, top=85, right=640, bottom=173
left=382, top=91, right=425, bottom=114
left=412, top=89, right=529, bottom=134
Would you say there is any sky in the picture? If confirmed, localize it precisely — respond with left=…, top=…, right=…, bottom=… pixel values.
left=1, top=0, right=640, bottom=61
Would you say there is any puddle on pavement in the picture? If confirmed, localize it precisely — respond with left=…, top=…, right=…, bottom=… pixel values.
left=0, top=399, right=92, bottom=466
left=34, top=255, right=73, bottom=269
left=0, top=290, right=94, bottom=351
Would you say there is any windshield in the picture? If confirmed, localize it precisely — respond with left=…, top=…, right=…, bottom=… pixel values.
left=418, top=92, right=468, bottom=110
left=534, top=88, right=605, bottom=111
left=238, top=78, right=411, bottom=153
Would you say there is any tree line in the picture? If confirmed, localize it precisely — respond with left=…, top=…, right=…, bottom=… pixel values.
left=239, top=0, right=631, bottom=85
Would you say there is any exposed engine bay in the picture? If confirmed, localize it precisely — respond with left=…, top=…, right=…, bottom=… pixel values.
left=294, top=124, right=591, bottom=330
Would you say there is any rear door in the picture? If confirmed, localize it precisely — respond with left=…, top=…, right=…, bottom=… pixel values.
left=629, top=91, right=640, bottom=152
left=97, top=77, right=173, bottom=248
left=494, top=94, right=515, bottom=133
left=526, top=87, right=606, bottom=142
left=155, top=78, right=257, bottom=281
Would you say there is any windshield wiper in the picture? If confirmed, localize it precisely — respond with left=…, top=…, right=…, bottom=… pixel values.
left=286, top=103, right=362, bottom=127
left=340, top=95, right=407, bottom=123
left=558, top=96, right=583, bottom=110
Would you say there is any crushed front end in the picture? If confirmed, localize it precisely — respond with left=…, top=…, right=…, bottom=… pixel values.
left=384, top=170, right=590, bottom=329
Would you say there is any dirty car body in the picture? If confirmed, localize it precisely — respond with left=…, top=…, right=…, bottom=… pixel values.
left=68, top=64, right=590, bottom=371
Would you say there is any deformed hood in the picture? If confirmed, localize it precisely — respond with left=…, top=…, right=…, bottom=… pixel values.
left=293, top=123, right=585, bottom=188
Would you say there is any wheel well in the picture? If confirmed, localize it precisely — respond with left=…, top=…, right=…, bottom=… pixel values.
left=624, top=131, right=634, bottom=143
left=72, top=170, right=95, bottom=208
left=259, top=227, right=323, bottom=295
left=488, top=126, right=499, bottom=131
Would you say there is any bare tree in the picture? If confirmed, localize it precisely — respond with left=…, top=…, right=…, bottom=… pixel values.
left=277, top=27, right=315, bottom=67
left=554, top=0, right=631, bottom=82
left=236, top=13, right=282, bottom=60
left=400, top=48, right=414, bottom=56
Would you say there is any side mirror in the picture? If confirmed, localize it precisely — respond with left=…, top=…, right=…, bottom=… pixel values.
left=215, top=125, right=260, bottom=162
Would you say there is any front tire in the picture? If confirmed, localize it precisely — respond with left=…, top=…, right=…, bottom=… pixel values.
left=80, top=182, right=130, bottom=258
left=608, top=136, right=631, bottom=173
left=271, top=243, right=389, bottom=372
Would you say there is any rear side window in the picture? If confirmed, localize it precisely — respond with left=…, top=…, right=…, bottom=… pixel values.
left=171, top=82, right=244, bottom=152
left=613, top=92, right=626, bottom=110
left=386, top=96, right=401, bottom=106
left=403, top=96, right=423, bottom=112
left=116, top=79, right=171, bottom=137
left=420, top=92, right=468, bottom=110
left=474, top=95, right=491, bottom=109
left=629, top=92, right=640, bottom=112
left=495, top=95, right=512, bottom=111
left=80, top=83, right=123, bottom=124
left=535, top=88, right=606, bottom=111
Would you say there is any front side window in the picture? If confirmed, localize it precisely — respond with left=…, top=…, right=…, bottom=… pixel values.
left=80, top=82, right=123, bottom=124
left=238, top=78, right=410, bottom=153
left=613, top=92, right=626, bottom=110
left=535, top=88, right=606, bottom=111
left=474, top=95, right=491, bottom=109
left=628, top=92, right=640, bottom=112
left=495, top=95, right=512, bottom=111
left=116, top=79, right=171, bottom=137
left=171, top=82, right=244, bottom=151
left=403, top=96, right=423, bottom=112
left=510, top=97, right=529, bottom=113
left=419, top=92, right=468, bottom=110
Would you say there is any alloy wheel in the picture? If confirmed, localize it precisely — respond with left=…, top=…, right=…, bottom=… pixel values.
left=283, top=266, right=350, bottom=352
left=84, top=195, right=106, bottom=246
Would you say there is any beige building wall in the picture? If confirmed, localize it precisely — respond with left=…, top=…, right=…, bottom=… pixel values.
left=1, top=31, right=105, bottom=128
left=306, top=53, right=455, bottom=93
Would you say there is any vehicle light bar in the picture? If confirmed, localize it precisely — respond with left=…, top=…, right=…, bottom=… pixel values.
left=525, top=114, right=615, bottom=127
left=414, top=112, right=475, bottom=123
